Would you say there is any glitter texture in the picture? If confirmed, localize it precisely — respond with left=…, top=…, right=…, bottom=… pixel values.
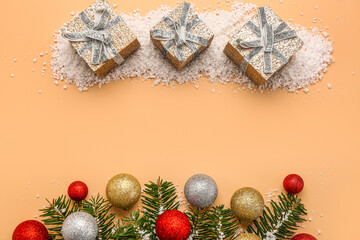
left=235, top=233, right=262, bottom=240
left=155, top=210, right=191, bottom=240
left=225, top=6, right=303, bottom=85
left=51, top=2, right=333, bottom=92
left=106, top=173, right=141, bottom=209
left=12, top=220, right=49, bottom=240
left=61, top=0, right=140, bottom=76
left=150, top=2, right=214, bottom=70
left=61, top=212, right=98, bottom=240
left=184, top=174, right=218, bottom=208
left=230, top=187, right=264, bottom=223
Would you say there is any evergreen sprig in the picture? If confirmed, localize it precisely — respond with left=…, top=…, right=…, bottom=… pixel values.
left=82, top=194, right=116, bottom=240
left=247, top=193, right=307, bottom=240
left=141, top=177, right=180, bottom=239
left=111, top=177, right=182, bottom=240
left=185, top=207, right=203, bottom=238
left=40, top=195, right=80, bottom=239
left=142, top=178, right=180, bottom=224
left=110, top=211, right=150, bottom=240
left=194, top=205, right=238, bottom=240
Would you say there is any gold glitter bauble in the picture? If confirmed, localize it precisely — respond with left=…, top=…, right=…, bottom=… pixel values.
left=234, top=233, right=262, bottom=240
left=106, top=173, right=141, bottom=210
left=230, top=187, right=264, bottom=223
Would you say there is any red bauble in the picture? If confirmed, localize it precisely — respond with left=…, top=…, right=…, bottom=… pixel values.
left=12, top=220, right=49, bottom=240
left=283, top=174, right=304, bottom=194
left=155, top=210, right=191, bottom=240
left=68, top=181, right=88, bottom=201
left=291, top=233, right=317, bottom=240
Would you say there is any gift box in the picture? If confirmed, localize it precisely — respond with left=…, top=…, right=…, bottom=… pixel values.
left=224, top=6, right=303, bottom=86
left=150, top=2, right=214, bottom=70
left=61, top=0, right=140, bottom=76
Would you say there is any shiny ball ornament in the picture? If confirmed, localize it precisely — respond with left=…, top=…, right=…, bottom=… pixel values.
left=234, top=233, right=262, bottom=240
left=155, top=210, right=191, bottom=240
left=231, top=187, right=264, bottom=223
left=12, top=220, right=49, bottom=240
left=68, top=181, right=88, bottom=201
left=106, top=173, right=141, bottom=209
left=291, top=233, right=317, bottom=240
left=61, top=212, right=98, bottom=240
left=184, top=174, right=218, bottom=208
left=283, top=174, right=304, bottom=194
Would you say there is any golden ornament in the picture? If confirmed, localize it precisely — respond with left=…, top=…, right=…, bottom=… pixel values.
left=106, top=173, right=141, bottom=209
left=234, top=233, right=262, bottom=240
left=230, top=187, right=264, bottom=223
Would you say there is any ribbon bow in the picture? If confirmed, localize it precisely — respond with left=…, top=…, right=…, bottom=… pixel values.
left=151, top=2, right=209, bottom=62
left=237, top=7, right=297, bottom=74
left=63, top=9, right=124, bottom=66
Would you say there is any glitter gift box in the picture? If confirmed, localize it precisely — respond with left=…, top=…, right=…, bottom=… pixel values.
left=61, top=0, right=140, bottom=76
left=150, top=2, right=214, bottom=70
left=224, top=6, right=303, bottom=86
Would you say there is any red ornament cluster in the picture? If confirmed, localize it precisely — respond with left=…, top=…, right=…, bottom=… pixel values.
left=291, top=233, right=317, bottom=240
left=283, top=174, right=304, bottom=194
left=12, top=220, right=49, bottom=240
left=67, top=181, right=89, bottom=201
left=155, top=210, right=191, bottom=240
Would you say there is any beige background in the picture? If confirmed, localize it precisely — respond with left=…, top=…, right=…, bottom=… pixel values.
left=1, top=0, right=359, bottom=239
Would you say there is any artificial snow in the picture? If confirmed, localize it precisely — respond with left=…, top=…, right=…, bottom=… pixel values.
left=51, top=2, right=333, bottom=92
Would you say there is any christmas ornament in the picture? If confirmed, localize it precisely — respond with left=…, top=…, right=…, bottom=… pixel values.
left=12, top=220, right=49, bottom=240
left=62, top=212, right=98, bottom=240
left=184, top=173, right=218, bottom=208
left=62, top=0, right=140, bottom=76
left=155, top=210, right=191, bottom=240
left=291, top=233, right=317, bottom=240
left=150, top=1, right=214, bottom=70
left=231, top=187, right=264, bottom=223
left=283, top=174, right=304, bottom=194
left=235, top=233, right=262, bottom=240
left=106, top=173, right=141, bottom=209
left=224, top=6, right=303, bottom=85
left=68, top=181, right=88, bottom=201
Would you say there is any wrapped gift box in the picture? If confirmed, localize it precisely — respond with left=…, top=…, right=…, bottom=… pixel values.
left=150, top=2, right=214, bottom=70
left=61, top=0, right=140, bottom=76
left=224, top=6, right=303, bottom=85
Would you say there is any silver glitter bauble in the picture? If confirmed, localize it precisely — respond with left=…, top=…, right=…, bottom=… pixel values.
left=184, top=174, right=218, bottom=208
left=62, top=212, right=98, bottom=240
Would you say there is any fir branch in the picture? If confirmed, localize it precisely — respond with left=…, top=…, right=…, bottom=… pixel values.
left=247, top=193, right=307, bottom=240
left=142, top=178, right=180, bottom=223
left=110, top=211, right=150, bottom=240
left=185, top=207, right=203, bottom=239
left=82, top=194, right=116, bottom=240
left=195, top=205, right=238, bottom=240
left=40, top=195, right=80, bottom=239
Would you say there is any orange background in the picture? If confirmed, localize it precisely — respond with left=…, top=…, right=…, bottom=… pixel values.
left=1, top=0, right=359, bottom=239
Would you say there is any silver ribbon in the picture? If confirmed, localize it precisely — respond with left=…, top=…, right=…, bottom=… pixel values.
left=237, top=7, right=297, bottom=74
left=150, top=2, right=209, bottom=62
left=62, top=9, right=124, bottom=65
